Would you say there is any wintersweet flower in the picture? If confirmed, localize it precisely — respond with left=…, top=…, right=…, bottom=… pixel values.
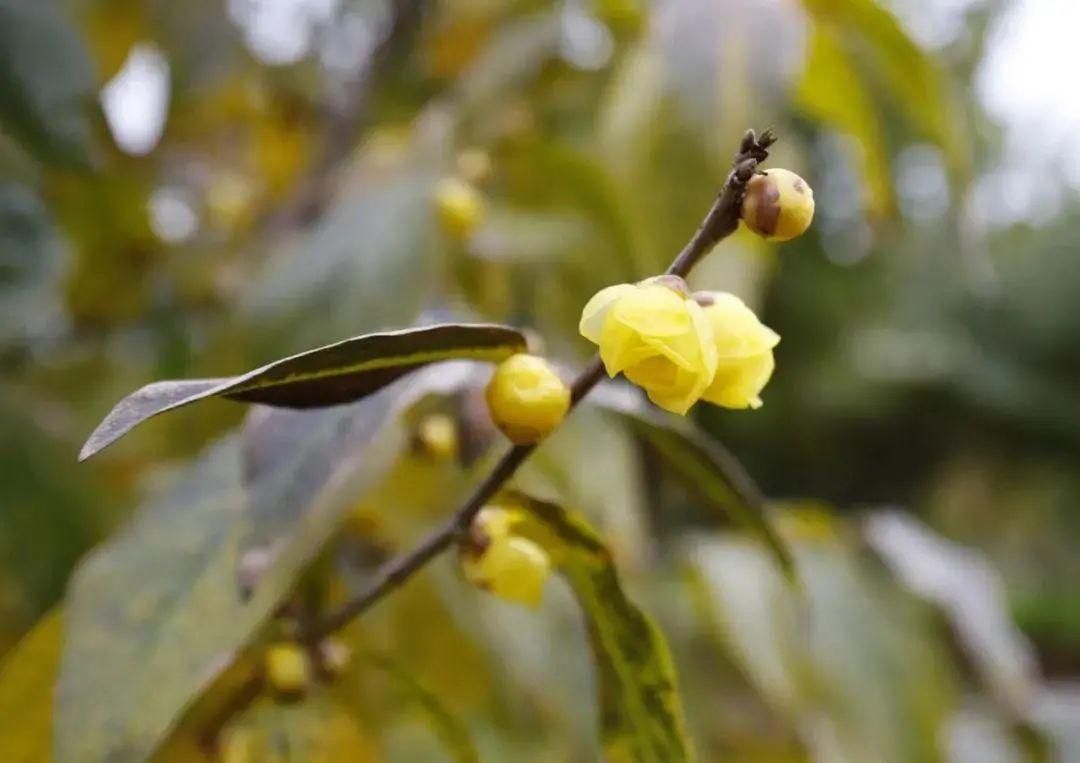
left=461, top=506, right=551, bottom=609
left=696, top=291, right=780, bottom=410
left=579, top=277, right=718, bottom=414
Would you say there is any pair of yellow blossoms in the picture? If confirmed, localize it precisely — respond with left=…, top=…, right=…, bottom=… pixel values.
left=580, top=276, right=779, bottom=415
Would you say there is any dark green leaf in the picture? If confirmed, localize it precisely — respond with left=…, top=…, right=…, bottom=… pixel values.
left=79, top=323, right=526, bottom=461
left=510, top=492, right=692, bottom=763
left=590, top=385, right=795, bottom=580
left=0, top=610, right=63, bottom=763
left=0, top=1, right=96, bottom=168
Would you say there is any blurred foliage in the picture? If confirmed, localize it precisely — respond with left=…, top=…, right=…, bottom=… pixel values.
left=2, top=0, right=1080, bottom=761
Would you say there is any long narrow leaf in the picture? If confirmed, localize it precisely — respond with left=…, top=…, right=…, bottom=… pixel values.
left=79, top=323, right=525, bottom=461
left=590, top=385, right=795, bottom=580
left=510, top=492, right=693, bottom=763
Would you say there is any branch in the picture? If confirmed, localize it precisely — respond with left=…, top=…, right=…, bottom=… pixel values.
left=304, top=128, right=777, bottom=643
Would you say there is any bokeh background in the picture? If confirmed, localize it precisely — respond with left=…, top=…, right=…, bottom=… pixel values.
left=3, top=0, right=1080, bottom=760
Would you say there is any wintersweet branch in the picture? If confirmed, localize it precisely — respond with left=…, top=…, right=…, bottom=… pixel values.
left=304, top=128, right=777, bottom=643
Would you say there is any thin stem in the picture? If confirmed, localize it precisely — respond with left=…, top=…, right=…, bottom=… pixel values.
left=306, top=128, right=776, bottom=642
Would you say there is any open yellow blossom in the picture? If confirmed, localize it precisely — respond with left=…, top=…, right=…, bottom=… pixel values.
left=697, top=291, right=780, bottom=409
left=579, top=277, right=718, bottom=414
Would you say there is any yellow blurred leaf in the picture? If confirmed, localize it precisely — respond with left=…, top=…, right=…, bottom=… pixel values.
left=796, top=24, right=893, bottom=217
left=0, top=610, right=63, bottom=763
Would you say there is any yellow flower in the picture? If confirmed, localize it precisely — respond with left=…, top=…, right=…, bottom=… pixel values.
left=697, top=292, right=780, bottom=409
left=579, top=277, right=718, bottom=414
left=461, top=506, right=551, bottom=608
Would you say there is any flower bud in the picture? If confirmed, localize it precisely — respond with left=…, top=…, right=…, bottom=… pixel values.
left=415, top=412, right=459, bottom=461
left=317, top=638, right=352, bottom=679
left=264, top=642, right=312, bottom=700
left=485, top=354, right=571, bottom=444
left=740, top=169, right=814, bottom=242
left=461, top=506, right=551, bottom=608
left=434, top=177, right=483, bottom=239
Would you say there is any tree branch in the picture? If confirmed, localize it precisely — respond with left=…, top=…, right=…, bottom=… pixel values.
left=304, top=128, right=777, bottom=643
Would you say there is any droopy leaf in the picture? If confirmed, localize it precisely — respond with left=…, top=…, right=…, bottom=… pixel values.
left=0, top=1, right=97, bottom=168
left=0, top=610, right=63, bottom=762
left=57, top=380, right=416, bottom=762
left=690, top=510, right=955, bottom=763
left=590, top=385, right=794, bottom=580
left=79, top=323, right=526, bottom=461
left=864, top=510, right=1040, bottom=716
left=510, top=492, right=692, bottom=763
left=218, top=693, right=379, bottom=762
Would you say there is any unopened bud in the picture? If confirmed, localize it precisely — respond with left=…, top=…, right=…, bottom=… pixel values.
left=265, top=642, right=311, bottom=700
left=485, top=354, right=570, bottom=444
left=740, top=168, right=814, bottom=242
left=435, top=177, right=483, bottom=239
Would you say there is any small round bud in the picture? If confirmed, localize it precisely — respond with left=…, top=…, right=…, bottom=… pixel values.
left=264, top=642, right=312, bottom=700
left=317, top=638, right=352, bottom=678
left=740, top=168, right=815, bottom=242
left=456, top=148, right=494, bottom=185
left=461, top=507, right=551, bottom=608
left=485, top=354, right=571, bottom=444
left=434, top=177, right=484, bottom=239
left=415, top=412, right=459, bottom=461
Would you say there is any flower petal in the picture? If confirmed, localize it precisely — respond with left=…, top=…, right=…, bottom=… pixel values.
left=579, top=283, right=637, bottom=343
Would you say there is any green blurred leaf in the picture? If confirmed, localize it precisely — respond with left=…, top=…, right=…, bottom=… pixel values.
left=57, top=380, right=416, bottom=763
left=0, top=610, right=63, bottom=762
left=240, top=167, right=438, bottom=354
left=590, top=385, right=794, bottom=580
left=0, top=0, right=96, bottom=168
left=79, top=323, right=526, bottom=460
left=690, top=510, right=955, bottom=763
left=864, top=511, right=1039, bottom=716
left=219, top=693, right=379, bottom=762
left=510, top=491, right=693, bottom=763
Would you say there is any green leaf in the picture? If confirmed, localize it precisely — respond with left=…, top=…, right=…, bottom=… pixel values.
left=79, top=323, right=526, bottom=461
left=509, top=492, right=693, bottom=763
left=864, top=511, right=1039, bottom=716
left=690, top=510, right=955, bottom=763
left=0, top=610, right=63, bottom=763
left=56, top=382, right=423, bottom=762
left=0, top=1, right=96, bottom=168
left=590, top=385, right=795, bottom=580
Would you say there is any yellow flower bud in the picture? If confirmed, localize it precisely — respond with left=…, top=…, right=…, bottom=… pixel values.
left=485, top=354, right=571, bottom=444
left=697, top=292, right=780, bottom=409
left=415, top=412, right=459, bottom=461
left=264, top=642, right=312, bottom=700
left=740, top=168, right=814, bottom=242
left=579, top=277, right=718, bottom=414
left=434, top=177, right=483, bottom=239
left=461, top=506, right=551, bottom=608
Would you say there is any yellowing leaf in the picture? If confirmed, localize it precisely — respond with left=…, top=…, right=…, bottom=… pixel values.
left=508, top=492, right=693, bottom=763
left=219, top=694, right=379, bottom=763
left=796, top=24, right=893, bottom=217
left=0, top=610, right=63, bottom=763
